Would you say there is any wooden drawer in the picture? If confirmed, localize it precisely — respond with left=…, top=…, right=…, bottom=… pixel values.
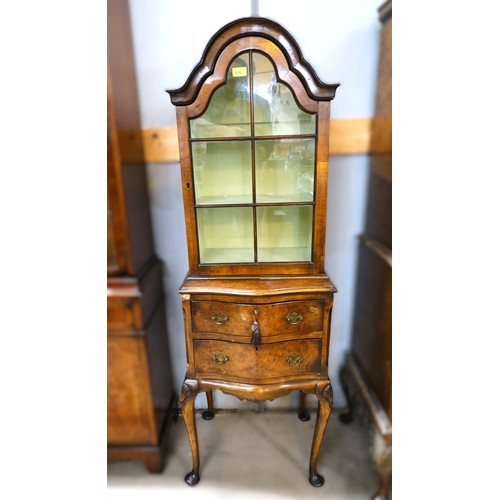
left=193, top=338, right=321, bottom=381
left=191, top=300, right=324, bottom=337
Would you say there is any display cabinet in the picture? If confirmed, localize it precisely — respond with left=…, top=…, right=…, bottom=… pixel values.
left=168, top=18, right=339, bottom=486
left=107, top=0, right=176, bottom=472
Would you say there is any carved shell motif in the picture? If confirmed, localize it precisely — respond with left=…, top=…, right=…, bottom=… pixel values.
left=323, top=384, right=333, bottom=408
left=180, top=382, right=192, bottom=404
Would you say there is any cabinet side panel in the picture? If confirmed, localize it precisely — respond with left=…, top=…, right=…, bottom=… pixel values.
left=375, top=17, right=392, bottom=117
left=107, top=0, right=142, bottom=130
left=176, top=106, right=200, bottom=272
left=351, top=243, right=392, bottom=418
left=144, top=300, right=174, bottom=409
left=108, top=0, right=155, bottom=274
left=365, top=14, right=391, bottom=248
left=364, top=154, right=392, bottom=248
left=350, top=6, right=392, bottom=419
left=121, top=163, right=155, bottom=273
left=108, top=76, right=133, bottom=275
left=312, top=101, right=330, bottom=273
left=107, top=336, right=157, bottom=444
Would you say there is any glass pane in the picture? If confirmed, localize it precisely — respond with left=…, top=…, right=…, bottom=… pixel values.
left=253, top=52, right=316, bottom=136
left=107, top=194, right=117, bottom=267
left=190, top=53, right=251, bottom=138
left=257, top=206, right=313, bottom=262
left=256, top=138, right=315, bottom=203
left=192, top=141, right=252, bottom=205
left=197, top=207, right=254, bottom=263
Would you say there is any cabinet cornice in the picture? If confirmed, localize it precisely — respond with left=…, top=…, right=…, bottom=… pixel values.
left=166, top=17, right=340, bottom=106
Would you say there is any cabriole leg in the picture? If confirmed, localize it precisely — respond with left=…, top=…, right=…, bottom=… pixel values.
left=339, top=363, right=354, bottom=424
left=298, top=390, right=310, bottom=421
left=202, top=390, right=215, bottom=420
left=309, top=382, right=333, bottom=487
left=180, top=380, right=200, bottom=486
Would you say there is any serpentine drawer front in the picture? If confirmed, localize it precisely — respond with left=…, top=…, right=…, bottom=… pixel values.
left=191, top=300, right=324, bottom=337
left=193, top=338, right=322, bottom=381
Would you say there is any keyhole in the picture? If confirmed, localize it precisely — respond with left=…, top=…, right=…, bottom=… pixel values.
left=186, top=182, right=190, bottom=189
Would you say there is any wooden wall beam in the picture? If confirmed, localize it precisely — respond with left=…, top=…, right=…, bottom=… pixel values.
left=329, top=117, right=391, bottom=155
left=117, top=117, right=391, bottom=163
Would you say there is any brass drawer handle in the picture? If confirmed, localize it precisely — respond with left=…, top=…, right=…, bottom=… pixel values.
left=286, top=312, right=304, bottom=325
left=286, top=353, right=303, bottom=367
left=213, top=354, right=229, bottom=365
left=211, top=313, right=228, bottom=325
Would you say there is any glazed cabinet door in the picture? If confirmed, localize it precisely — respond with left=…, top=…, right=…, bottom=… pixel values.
left=189, top=51, right=318, bottom=268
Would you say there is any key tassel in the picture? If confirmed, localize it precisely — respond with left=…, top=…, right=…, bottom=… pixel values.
left=251, top=319, right=261, bottom=351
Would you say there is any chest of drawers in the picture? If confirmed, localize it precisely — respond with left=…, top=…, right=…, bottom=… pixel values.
left=179, top=275, right=336, bottom=486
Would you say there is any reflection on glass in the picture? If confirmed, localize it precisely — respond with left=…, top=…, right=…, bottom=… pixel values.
left=256, top=138, right=315, bottom=203
left=257, top=206, right=313, bottom=262
left=190, top=53, right=252, bottom=138
left=252, top=52, right=316, bottom=136
left=107, top=194, right=117, bottom=267
left=197, top=207, right=254, bottom=263
left=193, top=141, right=252, bottom=204
left=189, top=51, right=319, bottom=267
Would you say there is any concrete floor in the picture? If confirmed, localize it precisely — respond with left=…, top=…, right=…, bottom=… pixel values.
left=107, top=409, right=379, bottom=499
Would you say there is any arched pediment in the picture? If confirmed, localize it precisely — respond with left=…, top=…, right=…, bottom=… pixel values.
left=167, top=17, right=339, bottom=106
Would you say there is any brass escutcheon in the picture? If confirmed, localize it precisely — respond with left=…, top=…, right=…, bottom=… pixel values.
left=213, top=354, right=229, bottom=365
left=211, top=313, right=228, bottom=325
left=286, top=353, right=303, bottom=367
left=286, top=312, right=304, bottom=325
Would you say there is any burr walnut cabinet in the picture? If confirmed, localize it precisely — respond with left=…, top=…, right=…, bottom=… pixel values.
left=167, top=17, right=339, bottom=487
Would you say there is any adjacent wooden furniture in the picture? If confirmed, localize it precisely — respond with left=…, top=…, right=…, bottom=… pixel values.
left=107, top=0, right=176, bottom=472
left=340, top=2, right=392, bottom=499
left=168, top=18, right=339, bottom=487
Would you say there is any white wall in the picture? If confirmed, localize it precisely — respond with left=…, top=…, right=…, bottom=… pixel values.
left=128, top=0, right=382, bottom=408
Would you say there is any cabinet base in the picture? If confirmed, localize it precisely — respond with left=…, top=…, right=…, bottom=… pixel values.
left=180, top=378, right=332, bottom=486
left=107, top=395, right=177, bottom=473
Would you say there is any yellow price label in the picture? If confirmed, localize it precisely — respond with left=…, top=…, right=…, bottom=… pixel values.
left=232, top=67, right=247, bottom=78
